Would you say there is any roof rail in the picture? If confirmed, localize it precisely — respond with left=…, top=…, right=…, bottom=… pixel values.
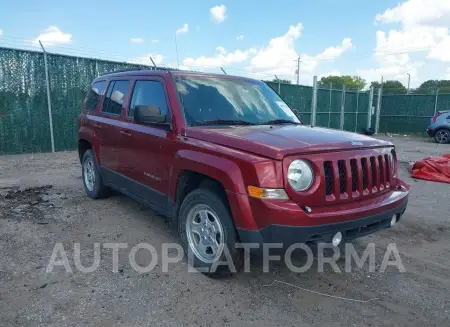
left=101, top=66, right=180, bottom=76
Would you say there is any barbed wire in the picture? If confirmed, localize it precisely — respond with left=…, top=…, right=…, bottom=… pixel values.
left=0, top=33, right=442, bottom=91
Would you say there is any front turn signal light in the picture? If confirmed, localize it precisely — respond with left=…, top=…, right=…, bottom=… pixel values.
left=247, top=186, right=289, bottom=200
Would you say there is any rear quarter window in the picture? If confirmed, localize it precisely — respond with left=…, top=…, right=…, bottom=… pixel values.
left=84, top=81, right=106, bottom=111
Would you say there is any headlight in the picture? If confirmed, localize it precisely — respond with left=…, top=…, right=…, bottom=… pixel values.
left=388, top=151, right=396, bottom=175
left=288, top=160, right=314, bottom=191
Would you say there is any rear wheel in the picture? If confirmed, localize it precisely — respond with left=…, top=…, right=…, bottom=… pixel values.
left=434, top=129, right=450, bottom=144
left=82, top=150, right=110, bottom=199
left=178, top=188, right=241, bottom=276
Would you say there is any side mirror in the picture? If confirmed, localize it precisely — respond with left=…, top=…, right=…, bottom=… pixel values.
left=134, top=105, right=167, bottom=124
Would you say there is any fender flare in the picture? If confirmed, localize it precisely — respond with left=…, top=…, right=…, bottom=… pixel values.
left=169, top=150, right=247, bottom=202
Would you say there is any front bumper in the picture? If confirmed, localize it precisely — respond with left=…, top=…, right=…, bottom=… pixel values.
left=237, top=198, right=408, bottom=248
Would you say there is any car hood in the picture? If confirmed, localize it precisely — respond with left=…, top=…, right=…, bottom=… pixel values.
left=186, top=125, right=393, bottom=160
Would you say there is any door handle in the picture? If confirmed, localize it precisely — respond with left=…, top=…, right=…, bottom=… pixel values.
left=93, top=123, right=103, bottom=129
left=120, top=130, right=132, bottom=137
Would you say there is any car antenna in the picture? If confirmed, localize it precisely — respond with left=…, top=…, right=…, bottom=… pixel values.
left=220, top=67, right=227, bottom=75
left=149, top=56, right=157, bottom=68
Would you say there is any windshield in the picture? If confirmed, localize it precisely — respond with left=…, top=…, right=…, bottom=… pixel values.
left=175, top=76, right=301, bottom=126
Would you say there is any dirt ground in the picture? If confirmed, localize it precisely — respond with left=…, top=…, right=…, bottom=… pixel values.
left=0, top=135, right=449, bottom=327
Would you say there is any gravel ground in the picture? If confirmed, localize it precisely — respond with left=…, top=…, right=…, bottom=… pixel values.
left=0, top=135, right=449, bottom=327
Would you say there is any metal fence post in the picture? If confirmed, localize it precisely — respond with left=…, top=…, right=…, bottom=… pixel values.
left=311, top=76, right=318, bottom=126
left=340, top=85, right=346, bottom=130
left=95, top=59, right=99, bottom=76
left=39, top=41, right=55, bottom=153
left=434, top=87, right=440, bottom=116
left=355, top=89, right=360, bottom=132
left=367, top=86, right=374, bottom=129
left=375, top=87, right=382, bottom=134
left=328, top=83, right=332, bottom=127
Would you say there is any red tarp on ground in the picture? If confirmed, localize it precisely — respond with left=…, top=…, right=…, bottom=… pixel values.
left=410, top=154, right=450, bottom=184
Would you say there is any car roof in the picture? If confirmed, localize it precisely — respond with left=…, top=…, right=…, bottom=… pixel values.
left=93, top=68, right=260, bottom=83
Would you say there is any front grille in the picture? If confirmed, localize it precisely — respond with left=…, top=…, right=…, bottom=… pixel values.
left=324, top=161, right=333, bottom=195
left=338, top=160, right=346, bottom=193
left=361, top=158, right=368, bottom=190
left=370, top=157, right=377, bottom=185
left=323, top=153, right=392, bottom=201
left=378, top=155, right=385, bottom=184
left=350, top=159, right=358, bottom=192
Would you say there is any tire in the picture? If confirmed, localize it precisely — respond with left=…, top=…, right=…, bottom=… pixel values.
left=434, top=129, right=450, bottom=144
left=81, top=150, right=110, bottom=199
left=178, top=187, right=241, bottom=276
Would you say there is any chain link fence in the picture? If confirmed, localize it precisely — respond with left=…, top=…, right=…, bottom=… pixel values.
left=267, top=81, right=381, bottom=133
left=0, top=46, right=155, bottom=154
left=2, top=46, right=450, bottom=155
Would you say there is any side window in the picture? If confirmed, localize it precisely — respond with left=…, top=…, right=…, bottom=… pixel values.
left=84, top=81, right=106, bottom=110
left=101, top=80, right=130, bottom=115
left=129, top=81, right=168, bottom=118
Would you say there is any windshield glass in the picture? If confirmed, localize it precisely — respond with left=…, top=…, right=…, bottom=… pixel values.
left=175, top=76, right=301, bottom=125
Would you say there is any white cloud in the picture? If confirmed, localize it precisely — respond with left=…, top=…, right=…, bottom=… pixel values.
left=176, top=23, right=189, bottom=35
left=0, top=29, right=3, bottom=36
left=216, top=46, right=226, bottom=54
left=444, top=68, right=450, bottom=79
left=171, top=23, right=354, bottom=84
left=183, top=48, right=254, bottom=69
left=427, top=35, right=450, bottom=61
left=247, top=23, right=303, bottom=77
left=357, top=53, right=422, bottom=85
left=236, top=35, right=244, bottom=41
left=152, top=39, right=159, bottom=43
left=245, top=23, right=348, bottom=82
left=33, top=26, right=72, bottom=46
left=374, top=1, right=450, bottom=62
left=129, top=54, right=164, bottom=66
left=356, top=0, right=450, bottom=84
left=130, top=37, right=144, bottom=43
left=210, top=5, right=227, bottom=24
left=315, top=38, right=353, bottom=61
left=375, top=0, right=450, bottom=27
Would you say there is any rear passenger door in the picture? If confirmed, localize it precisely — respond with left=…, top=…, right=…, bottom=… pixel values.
left=95, top=79, right=131, bottom=175
left=120, top=77, right=173, bottom=210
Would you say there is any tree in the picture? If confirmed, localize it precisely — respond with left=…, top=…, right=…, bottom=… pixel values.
left=272, top=78, right=291, bottom=84
left=370, top=80, right=407, bottom=94
left=319, top=75, right=366, bottom=90
left=416, top=80, right=450, bottom=94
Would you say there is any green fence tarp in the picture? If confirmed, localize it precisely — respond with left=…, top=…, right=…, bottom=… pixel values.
left=2, top=47, right=450, bottom=155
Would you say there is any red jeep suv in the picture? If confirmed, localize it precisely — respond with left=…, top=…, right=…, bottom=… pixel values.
left=78, top=69, right=409, bottom=272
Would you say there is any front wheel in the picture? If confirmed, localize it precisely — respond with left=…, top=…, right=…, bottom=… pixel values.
left=178, top=188, right=241, bottom=276
left=82, top=150, right=110, bottom=199
left=434, top=129, right=450, bottom=144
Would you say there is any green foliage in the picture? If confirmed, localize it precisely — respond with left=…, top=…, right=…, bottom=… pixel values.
left=319, top=75, right=366, bottom=91
left=416, top=80, right=450, bottom=94
left=371, top=80, right=407, bottom=94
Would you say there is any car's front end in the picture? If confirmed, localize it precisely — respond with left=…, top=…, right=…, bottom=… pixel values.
left=235, top=145, right=409, bottom=248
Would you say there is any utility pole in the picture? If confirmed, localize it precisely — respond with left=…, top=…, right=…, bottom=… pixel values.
left=407, top=73, right=411, bottom=94
left=295, top=56, right=301, bottom=85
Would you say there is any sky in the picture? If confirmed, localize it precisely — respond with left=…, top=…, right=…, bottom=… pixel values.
left=1, top=0, right=450, bottom=88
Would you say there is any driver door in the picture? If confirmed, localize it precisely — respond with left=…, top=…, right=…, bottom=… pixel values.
left=119, top=77, right=174, bottom=211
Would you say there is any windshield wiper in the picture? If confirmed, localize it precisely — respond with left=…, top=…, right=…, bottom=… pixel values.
left=259, top=119, right=301, bottom=125
left=190, top=119, right=256, bottom=126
